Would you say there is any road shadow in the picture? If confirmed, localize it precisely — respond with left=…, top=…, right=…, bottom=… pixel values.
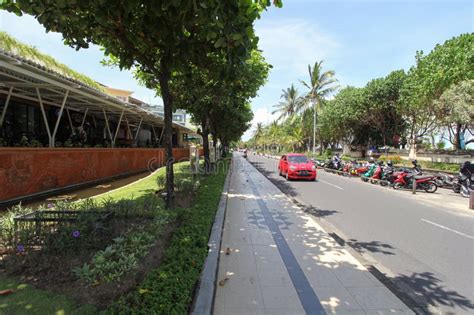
left=247, top=155, right=474, bottom=313
left=346, top=239, right=396, bottom=255
left=368, top=268, right=474, bottom=314
left=305, top=206, right=340, bottom=218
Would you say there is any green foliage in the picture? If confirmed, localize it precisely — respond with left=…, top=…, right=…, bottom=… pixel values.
left=436, top=141, right=446, bottom=150
left=400, top=33, right=474, bottom=140
left=378, top=155, right=402, bottom=165
left=111, top=160, right=229, bottom=314
left=0, top=276, right=97, bottom=314
left=156, top=168, right=200, bottom=193
left=73, top=211, right=176, bottom=284
left=434, top=79, right=474, bottom=148
left=272, top=84, right=303, bottom=122
left=1, top=0, right=281, bottom=206
left=0, top=31, right=105, bottom=91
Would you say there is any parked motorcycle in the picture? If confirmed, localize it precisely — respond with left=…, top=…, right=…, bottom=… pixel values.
left=453, top=161, right=474, bottom=198
left=379, top=161, right=395, bottom=186
left=326, top=154, right=343, bottom=171
left=434, top=172, right=456, bottom=189
left=369, top=161, right=384, bottom=184
left=361, top=159, right=377, bottom=182
left=392, top=162, right=438, bottom=193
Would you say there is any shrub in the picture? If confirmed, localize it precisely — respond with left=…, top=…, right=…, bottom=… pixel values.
left=73, top=211, right=175, bottom=284
left=436, top=141, right=446, bottom=150
left=111, top=160, right=229, bottom=314
left=378, top=155, right=402, bottom=164
left=323, top=148, right=333, bottom=157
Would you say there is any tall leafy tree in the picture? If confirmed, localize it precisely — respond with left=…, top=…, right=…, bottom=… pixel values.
left=319, top=87, right=366, bottom=149
left=434, top=79, right=474, bottom=149
left=1, top=0, right=282, bottom=207
left=364, top=70, right=407, bottom=150
left=400, top=33, right=473, bottom=156
left=300, top=61, right=338, bottom=154
left=254, top=122, right=264, bottom=149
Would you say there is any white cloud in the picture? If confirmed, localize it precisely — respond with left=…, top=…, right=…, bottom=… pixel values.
left=242, top=107, right=277, bottom=141
left=241, top=18, right=340, bottom=141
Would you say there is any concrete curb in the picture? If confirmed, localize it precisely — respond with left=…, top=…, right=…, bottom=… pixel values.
left=191, top=161, right=232, bottom=315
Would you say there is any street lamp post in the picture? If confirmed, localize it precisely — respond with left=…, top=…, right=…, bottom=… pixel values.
left=312, top=99, right=317, bottom=155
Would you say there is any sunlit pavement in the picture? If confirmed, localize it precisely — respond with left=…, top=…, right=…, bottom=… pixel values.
left=213, top=154, right=412, bottom=314
left=246, top=153, right=474, bottom=315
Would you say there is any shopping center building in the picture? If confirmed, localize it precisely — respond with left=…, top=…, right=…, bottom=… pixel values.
left=0, top=32, right=198, bottom=205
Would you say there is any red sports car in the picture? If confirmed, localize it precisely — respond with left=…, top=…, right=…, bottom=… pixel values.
left=278, top=153, right=317, bottom=181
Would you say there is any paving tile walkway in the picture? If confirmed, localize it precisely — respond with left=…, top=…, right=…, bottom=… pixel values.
left=213, top=155, right=413, bottom=315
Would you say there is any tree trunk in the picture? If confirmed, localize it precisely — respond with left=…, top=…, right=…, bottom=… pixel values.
left=212, top=132, right=218, bottom=165
left=201, top=122, right=211, bottom=174
left=454, top=123, right=462, bottom=150
left=408, top=136, right=417, bottom=159
left=158, top=59, right=174, bottom=208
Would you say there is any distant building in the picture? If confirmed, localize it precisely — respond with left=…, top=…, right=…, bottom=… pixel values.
left=141, top=104, right=188, bottom=125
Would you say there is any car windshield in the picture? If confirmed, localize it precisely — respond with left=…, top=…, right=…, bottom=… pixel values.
left=288, top=156, right=309, bottom=163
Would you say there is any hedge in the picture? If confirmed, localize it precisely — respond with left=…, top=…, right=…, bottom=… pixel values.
left=110, top=160, right=229, bottom=314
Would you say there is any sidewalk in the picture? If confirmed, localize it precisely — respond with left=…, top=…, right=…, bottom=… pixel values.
left=213, top=155, right=413, bottom=314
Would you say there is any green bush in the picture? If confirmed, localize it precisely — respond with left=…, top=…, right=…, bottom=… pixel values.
left=323, top=148, right=333, bottom=157
left=111, top=160, right=229, bottom=314
left=379, top=155, right=402, bottom=164
left=157, top=171, right=200, bottom=194
left=73, top=211, right=175, bottom=284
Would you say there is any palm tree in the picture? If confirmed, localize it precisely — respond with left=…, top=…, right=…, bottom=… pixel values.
left=254, top=122, right=264, bottom=150
left=300, top=61, right=338, bottom=154
left=268, top=120, right=280, bottom=152
left=272, top=84, right=303, bottom=122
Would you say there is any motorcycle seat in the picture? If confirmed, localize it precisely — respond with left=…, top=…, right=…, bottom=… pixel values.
left=414, top=175, right=433, bottom=180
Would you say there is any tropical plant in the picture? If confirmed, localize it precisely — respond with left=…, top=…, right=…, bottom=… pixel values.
left=254, top=122, right=264, bottom=149
left=299, top=61, right=338, bottom=153
left=272, top=84, right=302, bottom=122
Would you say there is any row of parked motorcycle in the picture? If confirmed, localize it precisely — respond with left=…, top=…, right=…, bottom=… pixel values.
left=315, top=155, right=474, bottom=197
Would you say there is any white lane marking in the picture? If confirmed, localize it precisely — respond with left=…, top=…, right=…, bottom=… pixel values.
left=318, top=179, right=343, bottom=190
left=421, top=219, right=474, bottom=239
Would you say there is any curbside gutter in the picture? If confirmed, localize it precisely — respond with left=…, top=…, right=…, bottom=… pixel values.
left=191, top=161, right=232, bottom=315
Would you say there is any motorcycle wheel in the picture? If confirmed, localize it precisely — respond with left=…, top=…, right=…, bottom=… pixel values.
left=424, top=181, right=437, bottom=193
left=460, top=185, right=471, bottom=198
left=380, top=180, right=388, bottom=187
left=393, top=182, right=403, bottom=190
left=452, top=184, right=461, bottom=194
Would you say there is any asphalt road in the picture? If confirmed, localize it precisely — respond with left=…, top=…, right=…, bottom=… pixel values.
left=245, top=153, right=474, bottom=314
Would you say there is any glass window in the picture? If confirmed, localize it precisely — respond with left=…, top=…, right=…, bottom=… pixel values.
left=288, top=155, right=309, bottom=163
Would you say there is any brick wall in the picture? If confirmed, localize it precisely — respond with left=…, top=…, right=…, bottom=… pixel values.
left=0, top=148, right=190, bottom=202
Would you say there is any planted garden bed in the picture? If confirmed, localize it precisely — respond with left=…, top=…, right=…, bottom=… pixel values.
left=0, top=160, right=228, bottom=313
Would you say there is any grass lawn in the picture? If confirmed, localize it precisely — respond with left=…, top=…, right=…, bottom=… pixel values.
left=93, top=161, right=191, bottom=201
left=0, top=276, right=96, bottom=315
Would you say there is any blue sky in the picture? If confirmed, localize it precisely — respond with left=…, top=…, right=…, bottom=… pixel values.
left=0, top=1, right=472, bottom=140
